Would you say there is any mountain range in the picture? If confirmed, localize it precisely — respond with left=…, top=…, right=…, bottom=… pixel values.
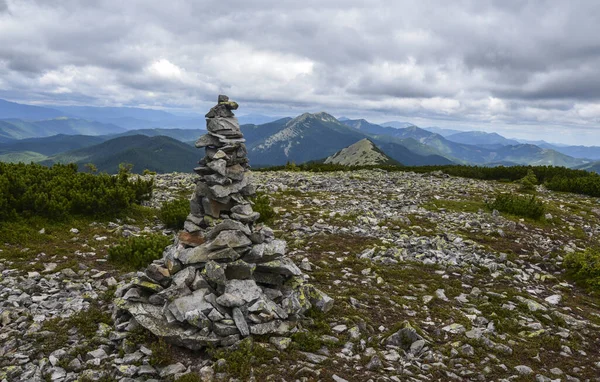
left=1, top=98, right=600, bottom=173
left=41, top=135, right=199, bottom=173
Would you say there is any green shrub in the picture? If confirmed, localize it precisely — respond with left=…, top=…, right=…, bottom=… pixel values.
left=564, top=247, right=600, bottom=291
left=487, top=193, right=545, bottom=220
left=108, top=234, right=172, bottom=270
left=252, top=192, right=275, bottom=225
left=518, top=169, right=538, bottom=192
left=159, top=198, right=189, bottom=229
left=0, top=162, right=153, bottom=220
left=284, top=161, right=301, bottom=171
left=149, top=338, right=174, bottom=366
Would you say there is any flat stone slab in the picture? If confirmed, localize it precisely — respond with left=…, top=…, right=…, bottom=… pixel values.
left=119, top=300, right=221, bottom=350
left=223, top=279, right=263, bottom=304
left=168, top=289, right=213, bottom=322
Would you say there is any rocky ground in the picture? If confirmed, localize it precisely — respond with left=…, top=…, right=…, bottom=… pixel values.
left=1, top=169, right=600, bottom=381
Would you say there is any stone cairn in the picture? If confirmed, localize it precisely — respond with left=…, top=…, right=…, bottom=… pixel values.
left=114, top=95, right=333, bottom=349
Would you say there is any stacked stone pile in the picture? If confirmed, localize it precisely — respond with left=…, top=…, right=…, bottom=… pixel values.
left=114, top=95, right=333, bottom=349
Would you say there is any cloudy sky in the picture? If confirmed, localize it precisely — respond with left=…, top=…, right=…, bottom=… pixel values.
left=1, top=0, right=600, bottom=144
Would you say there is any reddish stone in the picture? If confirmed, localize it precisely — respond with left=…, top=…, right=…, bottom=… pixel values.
left=179, top=231, right=205, bottom=247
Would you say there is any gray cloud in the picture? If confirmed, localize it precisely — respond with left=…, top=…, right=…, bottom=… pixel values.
left=1, top=0, right=600, bottom=143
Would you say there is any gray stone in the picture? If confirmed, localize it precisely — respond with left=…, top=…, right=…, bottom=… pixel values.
left=199, top=366, right=215, bottom=381
left=225, top=259, right=256, bottom=280
left=206, top=220, right=251, bottom=240
left=205, top=173, right=232, bottom=186
left=172, top=266, right=196, bottom=287
left=442, top=323, right=466, bottom=334
left=514, top=365, right=534, bottom=375
left=226, top=164, right=245, bottom=180
left=269, top=336, right=292, bottom=350
left=146, top=263, right=171, bottom=285
left=410, top=339, right=426, bottom=354
left=332, top=375, right=349, bottom=382
left=191, top=273, right=211, bottom=290
left=299, top=351, right=328, bottom=364
left=179, top=245, right=240, bottom=264
left=213, top=322, right=239, bottom=336
left=232, top=307, right=249, bottom=337
left=201, top=197, right=232, bottom=219
left=167, top=289, right=214, bottom=322
left=195, top=134, right=221, bottom=148
left=124, top=302, right=220, bottom=350
left=303, top=284, right=334, bottom=313
left=224, top=279, right=263, bottom=304
left=160, top=363, right=187, bottom=378
left=366, top=355, right=382, bottom=370
left=250, top=320, right=291, bottom=335
left=210, top=176, right=249, bottom=199
left=208, top=308, right=225, bottom=322
left=215, top=293, right=245, bottom=308
left=386, top=326, right=423, bottom=350
left=185, top=309, right=212, bottom=329
left=231, top=204, right=254, bottom=215
left=207, top=159, right=228, bottom=176
left=208, top=230, right=252, bottom=250
left=255, top=258, right=302, bottom=276
left=253, top=271, right=285, bottom=286
left=545, top=294, right=561, bottom=305
left=149, top=283, right=192, bottom=305
left=207, top=118, right=242, bottom=136
left=138, top=365, right=157, bottom=376
left=203, top=261, right=227, bottom=285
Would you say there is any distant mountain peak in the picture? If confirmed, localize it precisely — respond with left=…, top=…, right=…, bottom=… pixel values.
left=324, top=138, right=397, bottom=166
left=293, top=111, right=338, bottom=124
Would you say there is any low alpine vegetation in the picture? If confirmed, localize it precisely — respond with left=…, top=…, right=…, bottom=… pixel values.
left=108, top=234, right=172, bottom=270
left=518, top=169, right=538, bottom=193
left=487, top=193, right=546, bottom=220
left=0, top=162, right=153, bottom=220
left=564, top=247, right=600, bottom=291
left=159, top=198, right=189, bottom=229
left=252, top=192, right=275, bottom=225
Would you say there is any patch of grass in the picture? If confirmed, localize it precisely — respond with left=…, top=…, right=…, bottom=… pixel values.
left=0, top=204, right=158, bottom=271
left=175, top=374, right=202, bottom=382
left=37, top=303, right=111, bottom=355
left=460, top=230, right=528, bottom=257
left=304, top=307, right=332, bottom=335
left=210, top=338, right=274, bottom=379
left=422, top=199, right=485, bottom=214
left=329, top=211, right=361, bottom=226
left=108, top=233, right=172, bottom=270
left=487, top=193, right=545, bottom=220
left=280, top=188, right=304, bottom=197
left=291, top=331, right=322, bottom=352
left=159, top=198, right=189, bottom=229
